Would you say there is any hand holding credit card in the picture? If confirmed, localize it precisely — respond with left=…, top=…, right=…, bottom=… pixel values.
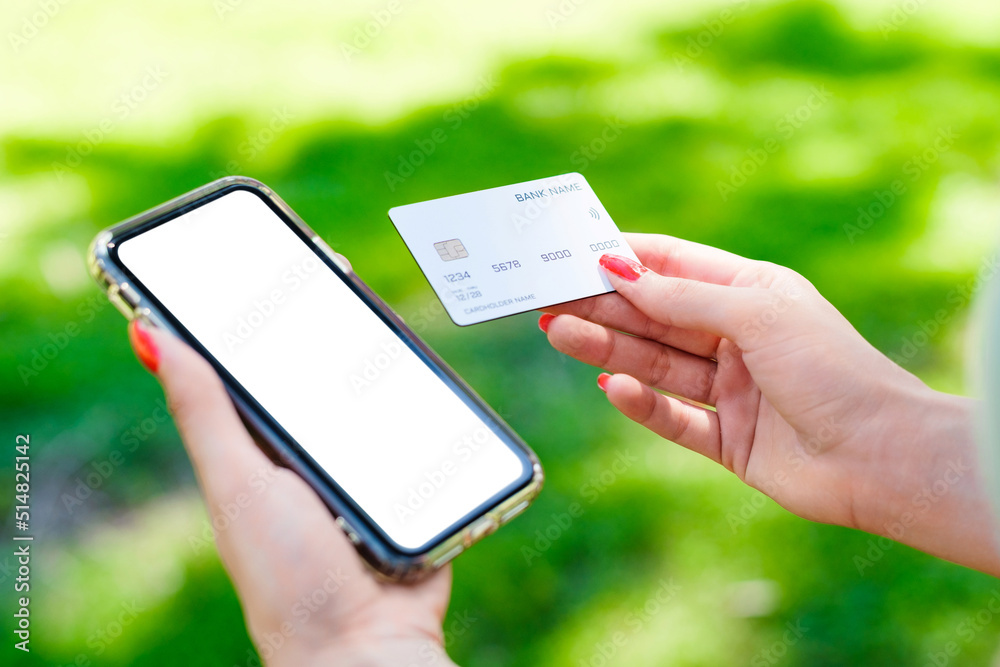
left=389, top=173, right=639, bottom=326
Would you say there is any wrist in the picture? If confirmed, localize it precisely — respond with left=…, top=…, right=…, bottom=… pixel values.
left=858, top=384, right=1000, bottom=574
left=269, top=633, right=456, bottom=667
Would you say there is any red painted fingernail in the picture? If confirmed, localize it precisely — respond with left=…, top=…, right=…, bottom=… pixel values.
left=597, top=373, right=611, bottom=392
left=128, top=319, right=160, bottom=374
left=599, top=254, right=647, bottom=282
left=538, top=313, right=555, bottom=333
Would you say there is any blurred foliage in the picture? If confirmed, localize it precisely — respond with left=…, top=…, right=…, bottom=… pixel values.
left=3, top=0, right=1000, bottom=665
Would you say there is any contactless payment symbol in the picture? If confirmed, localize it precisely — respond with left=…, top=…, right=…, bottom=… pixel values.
left=434, top=238, right=468, bottom=261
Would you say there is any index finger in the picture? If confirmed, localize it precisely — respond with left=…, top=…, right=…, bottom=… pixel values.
left=543, top=293, right=720, bottom=359
left=136, top=322, right=280, bottom=505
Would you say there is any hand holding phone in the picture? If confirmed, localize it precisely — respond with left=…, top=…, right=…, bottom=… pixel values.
left=89, top=177, right=543, bottom=580
left=131, top=321, right=458, bottom=666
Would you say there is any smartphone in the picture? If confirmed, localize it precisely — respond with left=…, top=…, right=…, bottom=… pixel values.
left=88, top=176, right=543, bottom=580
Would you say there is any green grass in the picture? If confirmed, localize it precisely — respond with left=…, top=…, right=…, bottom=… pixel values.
left=3, top=0, right=1000, bottom=664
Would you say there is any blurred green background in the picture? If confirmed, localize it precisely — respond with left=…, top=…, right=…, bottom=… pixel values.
left=3, top=0, right=1000, bottom=664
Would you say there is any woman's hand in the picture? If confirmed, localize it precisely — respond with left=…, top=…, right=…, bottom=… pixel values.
left=127, top=320, right=456, bottom=666
left=541, top=233, right=1000, bottom=576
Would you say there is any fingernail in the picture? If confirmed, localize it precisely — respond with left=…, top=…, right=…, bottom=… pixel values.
left=599, top=254, right=647, bottom=282
left=538, top=313, right=555, bottom=333
left=597, top=373, right=611, bottom=392
left=128, top=319, right=160, bottom=374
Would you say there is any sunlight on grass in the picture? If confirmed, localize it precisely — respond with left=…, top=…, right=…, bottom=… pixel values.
left=0, top=174, right=90, bottom=282
left=34, top=494, right=210, bottom=657
left=904, top=174, right=1000, bottom=273
left=5, top=0, right=1000, bottom=664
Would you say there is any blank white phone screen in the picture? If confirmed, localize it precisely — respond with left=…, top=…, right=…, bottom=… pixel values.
left=117, top=189, right=528, bottom=550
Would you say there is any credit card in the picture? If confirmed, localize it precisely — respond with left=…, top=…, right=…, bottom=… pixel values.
left=388, top=173, right=638, bottom=326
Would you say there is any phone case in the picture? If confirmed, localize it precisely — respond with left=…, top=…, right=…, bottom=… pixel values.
left=88, top=176, right=544, bottom=581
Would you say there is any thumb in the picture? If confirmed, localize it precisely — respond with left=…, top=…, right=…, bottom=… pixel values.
left=598, top=253, right=775, bottom=348
left=127, top=319, right=278, bottom=507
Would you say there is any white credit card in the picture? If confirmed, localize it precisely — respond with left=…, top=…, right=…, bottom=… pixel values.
left=388, top=173, right=638, bottom=326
